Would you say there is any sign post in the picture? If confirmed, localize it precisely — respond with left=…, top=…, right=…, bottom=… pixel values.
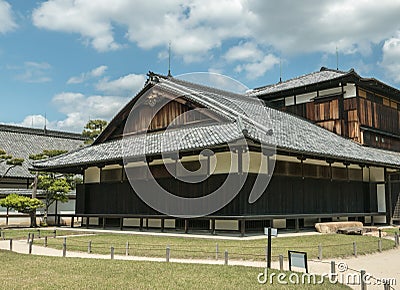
left=288, top=250, right=308, bottom=273
left=264, top=227, right=277, bottom=268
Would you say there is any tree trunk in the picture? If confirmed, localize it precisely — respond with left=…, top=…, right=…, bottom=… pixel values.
left=30, top=211, right=37, bottom=228
left=32, top=172, right=38, bottom=226
left=6, top=207, right=9, bottom=226
left=43, top=204, right=48, bottom=226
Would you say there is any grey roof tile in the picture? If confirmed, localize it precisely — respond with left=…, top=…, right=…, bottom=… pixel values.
left=0, top=125, right=86, bottom=178
left=33, top=75, right=400, bottom=171
left=249, top=69, right=347, bottom=96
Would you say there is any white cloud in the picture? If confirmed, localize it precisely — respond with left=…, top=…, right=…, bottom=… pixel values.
left=11, top=61, right=52, bottom=83
left=67, top=65, right=108, bottom=84
left=31, top=0, right=400, bottom=80
left=9, top=92, right=132, bottom=132
left=50, top=92, right=130, bottom=132
left=95, top=73, right=146, bottom=96
left=12, top=114, right=53, bottom=129
left=32, top=0, right=400, bottom=58
left=381, top=33, right=400, bottom=83
left=235, top=54, right=280, bottom=79
left=224, top=42, right=263, bottom=63
left=0, top=0, right=17, bottom=33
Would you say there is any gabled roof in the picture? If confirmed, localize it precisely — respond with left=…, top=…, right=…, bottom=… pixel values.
left=0, top=124, right=86, bottom=178
left=33, top=73, right=400, bottom=172
left=249, top=67, right=400, bottom=101
left=250, top=67, right=348, bottom=96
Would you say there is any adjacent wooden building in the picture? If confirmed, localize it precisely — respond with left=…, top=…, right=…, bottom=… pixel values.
left=250, top=67, right=400, bottom=152
left=0, top=125, right=86, bottom=225
left=33, top=72, right=400, bottom=233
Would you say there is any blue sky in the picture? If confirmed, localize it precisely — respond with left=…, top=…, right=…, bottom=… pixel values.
left=1, top=0, right=400, bottom=132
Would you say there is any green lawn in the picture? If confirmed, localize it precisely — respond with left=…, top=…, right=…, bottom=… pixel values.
left=0, top=250, right=349, bottom=289
left=29, top=231, right=395, bottom=261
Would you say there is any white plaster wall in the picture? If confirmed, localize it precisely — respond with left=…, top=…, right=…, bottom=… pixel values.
left=296, top=92, right=317, bottom=104
left=285, top=96, right=295, bottom=106
left=85, top=167, right=100, bottom=183
left=210, top=152, right=238, bottom=174
left=344, top=83, right=356, bottom=98
left=215, top=220, right=238, bottom=230
left=272, top=219, right=286, bottom=229
left=377, top=184, right=386, bottom=212
left=370, top=167, right=385, bottom=182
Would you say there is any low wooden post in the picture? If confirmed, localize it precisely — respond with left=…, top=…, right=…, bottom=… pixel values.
left=27, top=233, right=31, bottom=243
left=395, top=232, right=399, bottom=247
left=110, top=246, right=114, bottom=260
left=62, top=237, right=66, bottom=257
left=88, top=241, right=92, bottom=254
left=1, top=230, right=5, bottom=240
left=71, top=217, right=74, bottom=228
left=360, top=270, right=366, bottom=290
left=330, top=261, right=335, bottom=276
left=53, top=230, right=56, bottom=238
left=378, top=229, right=382, bottom=238
left=119, top=218, right=123, bottom=231
left=353, top=241, right=357, bottom=257
left=31, top=233, right=34, bottom=243
left=224, top=250, right=228, bottom=265
left=279, top=254, right=284, bottom=271
left=378, top=239, right=382, bottom=252
left=9, top=239, right=12, bottom=251
left=215, top=243, right=219, bottom=260
left=86, top=217, right=89, bottom=229
left=125, top=241, right=129, bottom=256
left=28, top=240, right=33, bottom=254
left=166, top=245, right=170, bottom=262
left=139, top=218, right=143, bottom=231
left=44, top=236, right=48, bottom=247
left=318, top=244, right=322, bottom=260
left=37, top=230, right=41, bottom=239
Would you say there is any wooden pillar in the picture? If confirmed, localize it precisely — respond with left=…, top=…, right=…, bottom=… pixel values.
left=240, top=219, right=245, bottom=237
left=387, top=172, right=393, bottom=225
left=139, top=217, right=143, bottom=231
left=184, top=219, right=189, bottom=234
left=161, top=218, right=165, bottom=233
left=295, top=218, right=300, bottom=232
left=211, top=219, right=216, bottom=235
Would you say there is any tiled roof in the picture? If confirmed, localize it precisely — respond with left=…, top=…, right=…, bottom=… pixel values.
left=0, top=125, right=86, bottom=178
left=0, top=188, right=76, bottom=196
left=249, top=67, right=348, bottom=96
left=33, top=74, right=400, bottom=171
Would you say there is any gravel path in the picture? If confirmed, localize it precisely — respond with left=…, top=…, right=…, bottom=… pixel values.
left=1, top=232, right=398, bottom=290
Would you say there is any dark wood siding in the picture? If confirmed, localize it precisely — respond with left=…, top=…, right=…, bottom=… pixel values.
left=76, top=174, right=375, bottom=216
